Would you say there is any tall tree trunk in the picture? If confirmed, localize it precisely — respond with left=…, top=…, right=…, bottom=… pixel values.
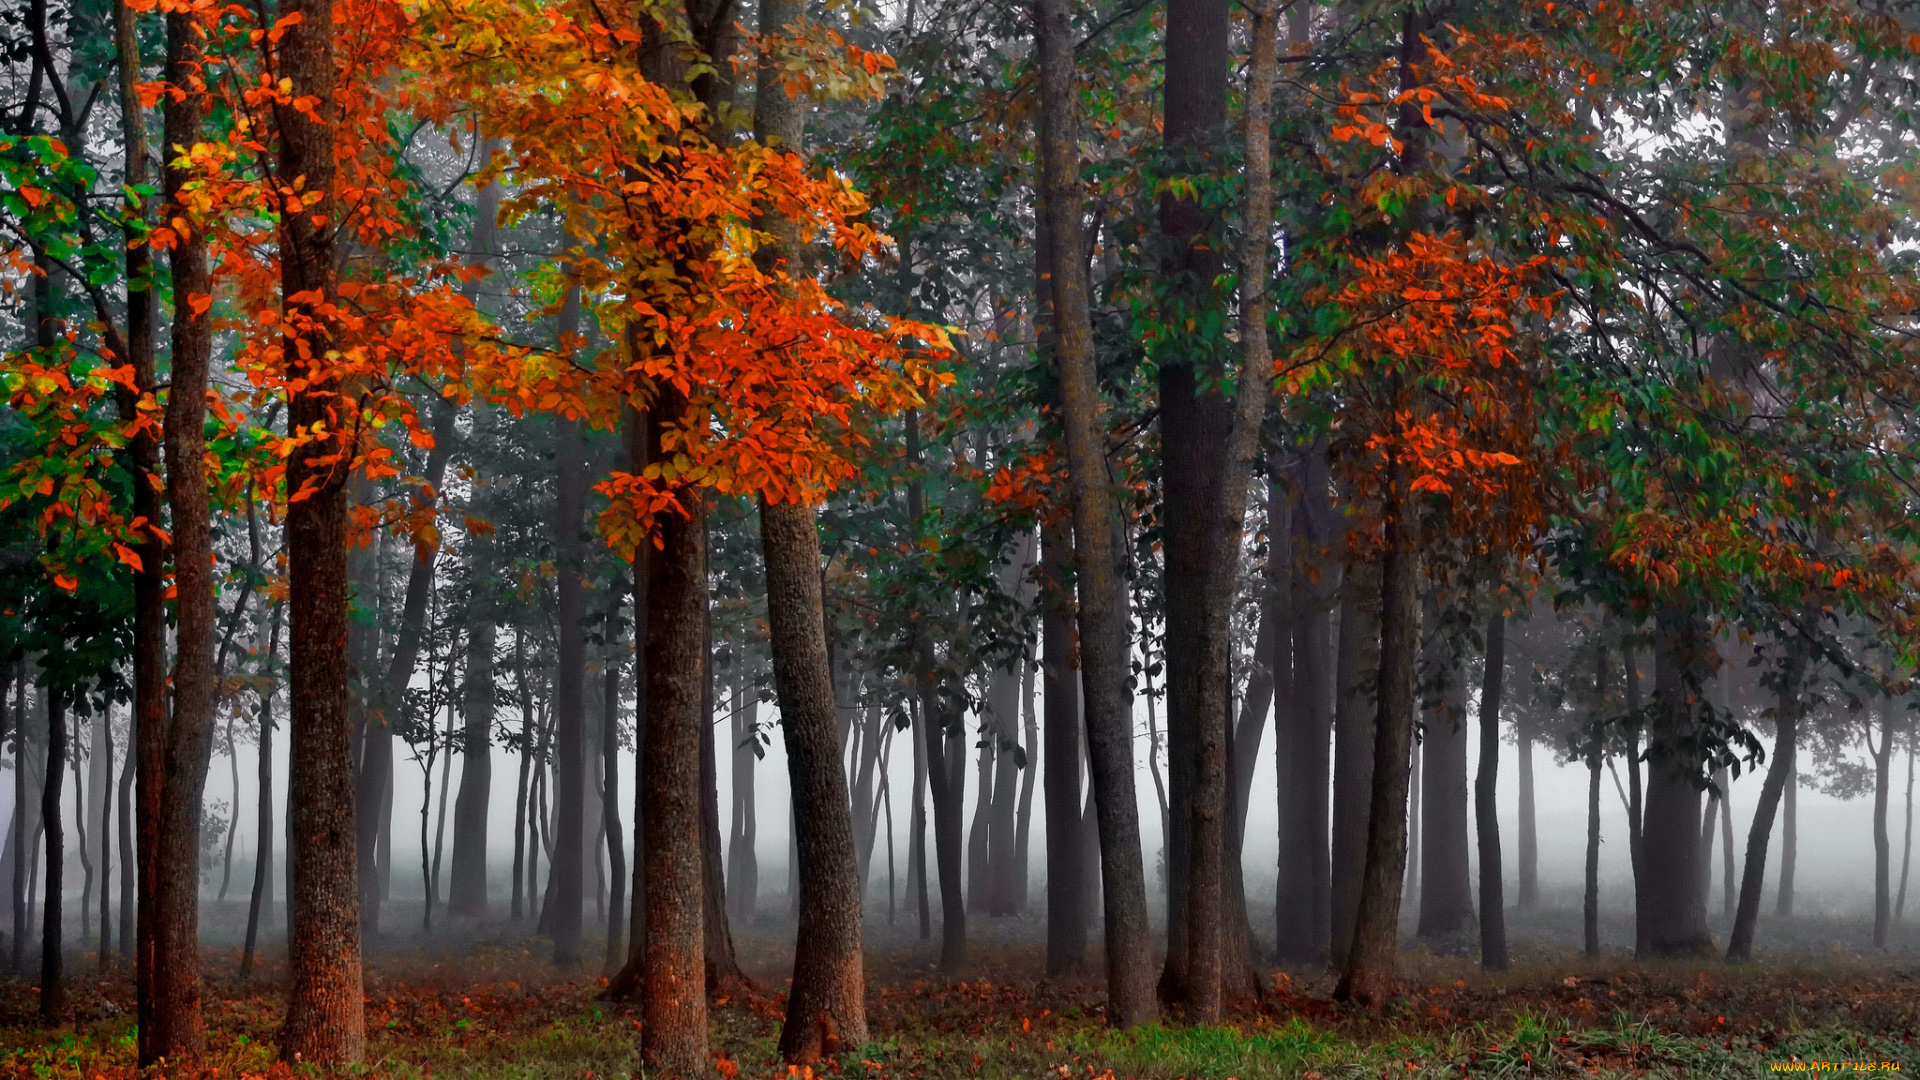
left=700, top=608, right=746, bottom=994
left=40, top=688, right=64, bottom=1023
left=277, top=0, right=366, bottom=1053
left=511, top=630, right=533, bottom=922
left=910, top=697, right=930, bottom=940
left=1033, top=0, right=1157, bottom=1024
left=1476, top=612, right=1508, bottom=971
left=244, top=607, right=284, bottom=978
left=74, top=731, right=92, bottom=942
left=1417, top=601, right=1474, bottom=940
left=639, top=393, right=709, bottom=1077
left=1516, top=710, right=1537, bottom=910
left=1277, top=444, right=1337, bottom=967
left=1898, top=727, right=1914, bottom=923
left=9, top=668, right=25, bottom=976
left=1013, top=654, right=1039, bottom=915
left=93, top=705, right=111, bottom=968
left=1330, top=556, right=1381, bottom=968
left=1719, top=768, right=1736, bottom=918
left=216, top=723, right=235, bottom=904
left=1778, top=753, right=1796, bottom=917
left=727, top=664, right=758, bottom=920
left=449, top=613, right=495, bottom=920
left=1874, top=700, right=1894, bottom=948
left=142, top=0, right=220, bottom=1056
left=1334, top=436, right=1420, bottom=1008
left=1638, top=605, right=1712, bottom=959
left=761, top=499, right=868, bottom=1061
left=1728, top=640, right=1802, bottom=960
left=113, top=0, right=170, bottom=1011
left=1041, top=517, right=1087, bottom=975
left=1623, top=648, right=1646, bottom=953
left=1584, top=739, right=1601, bottom=957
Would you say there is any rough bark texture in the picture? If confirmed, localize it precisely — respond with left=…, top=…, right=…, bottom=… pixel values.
left=1639, top=606, right=1713, bottom=959
left=1728, top=643, right=1801, bottom=960
left=1334, top=452, right=1419, bottom=1008
left=1476, top=612, right=1508, bottom=970
left=761, top=500, right=868, bottom=1061
left=276, top=0, right=366, bottom=1056
left=1040, top=517, right=1088, bottom=976
left=1034, top=0, right=1157, bottom=1024
left=1330, top=556, right=1381, bottom=967
left=640, top=394, right=708, bottom=1078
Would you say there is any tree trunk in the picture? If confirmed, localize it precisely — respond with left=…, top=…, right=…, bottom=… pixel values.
left=450, top=611, right=495, bottom=919
left=638, top=392, right=709, bottom=1078
left=1334, top=447, right=1419, bottom=1008
left=142, top=0, right=220, bottom=1056
left=552, top=387, right=590, bottom=968
left=9, top=669, right=26, bottom=976
left=1516, top=710, right=1537, bottom=910
left=1638, top=606, right=1712, bottom=959
left=1033, top=0, right=1157, bottom=1023
left=1476, top=612, right=1508, bottom=971
left=910, top=697, right=930, bottom=940
left=727, top=664, right=758, bottom=920
left=93, top=705, right=111, bottom=968
left=75, top=729, right=92, bottom=942
left=1874, top=701, right=1894, bottom=948
left=1417, top=602, right=1474, bottom=940
left=761, top=499, right=868, bottom=1061
left=277, top=0, right=366, bottom=1053
left=1898, top=727, right=1914, bottom=923
left=1041, top=517, right=1087, bottom=975
left=118, top=716, right=133, bottom=962
left=1330, top=556, right=1381, bottom=968
left=1778, top=753, right=1796, bottom=917
left=1728, top=642, right=1801, bottom=960
left=700, top=609, right=747, bottom=994
left=40, top=688, right=64, bottom=1023
left=1584, top=740, right=1601, bottom=956
left=512, top=630, right=533, bottom=922
left=1013, top=654, right=1039, bottom=915
left=244, top=607, right=284, bottom=978
left=1623, top=649, right=1646, bottom=953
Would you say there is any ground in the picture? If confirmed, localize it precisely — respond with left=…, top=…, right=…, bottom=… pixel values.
left=3, top=903, right=1918, bottom=1079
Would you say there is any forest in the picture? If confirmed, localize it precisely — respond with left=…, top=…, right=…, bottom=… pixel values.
left=4, top=0, right=1920, bottom=1075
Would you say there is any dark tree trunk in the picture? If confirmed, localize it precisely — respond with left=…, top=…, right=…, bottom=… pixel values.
left=243, top=607, right=284, bottom=978
left=277, top=0, right=366, bottom=1054
left=1417, top=604, right=1474, bottom=940
left=1728, top=642, right=1801, bottom=960
left=1622, top=649, right=1646, bottom=953
left=727, top=664, right=758, bottom=920
left=512, top=630, right=533, bottom=922
left=1033, top=0, right=1157, bottom=1021
left=700, top=610, right=747, bottom=994
left=40, top=688, right=64, bottom=1024
left=1334, top=449, right=1419, bottom=1008
left=1778, top=753, right=1796, bottom=917
left=1515, top=710, right=1537, bottom=911
left=1584, top=740, right=1601, bottom=956
left=761, top=499, right=868, bottom=1061
left=9, top=668, right=25, bottom=976
left=450, top=613, right=495, bottom=920
left=1638, top=606, right=1713, bottom=959
left=1041, top=517, right=1087, bottom=976
left=139, top=0, right=219, bottom=1058
left=910, top=699, right=930, bottom=940
left=1875, top=702, right=1894, bottom=948
left=1013, top=655, right=1039, bottom=915
left=117, top=718, right=132, bottom=962
left=1898, top=728, right=1914, bottom=923
left=1330, top=556, right=1381, bottom=967
left=639, top=393, right=708, bottom=1078
left=1476, top=612, right=1508, bottom=970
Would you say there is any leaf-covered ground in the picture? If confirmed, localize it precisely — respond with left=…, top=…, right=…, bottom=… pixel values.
left=4, top=911, right=1918, bottom=1079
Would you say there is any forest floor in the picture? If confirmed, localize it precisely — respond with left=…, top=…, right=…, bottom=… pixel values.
left=3, top=904, right=1919, bottom=1079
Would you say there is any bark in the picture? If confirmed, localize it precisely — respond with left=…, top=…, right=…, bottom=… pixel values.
left=1281, top=443, right=1338, bottom=967
left=113, top=0, right=169, bottom=1008
left=1623, top=649, right=1646, bottom=953
left=910, top=699, right=930, bottom=940
left=93, top=705, right=111, bottom=968
left=243, top=607, right=285, bottom=978
left=639, top=393, right=709, bottom=1078
left=40, top=688, right=64, bottom=1022
left=7, top=668, right=23, bottom=976
left=1728, top=641, right=1802, bottom=960
left=761, top=500, right=868, bottom=1061
left=1033, top=0, right=1157, bottom=1023
left=1417, top=603, right=1473, bottom=940
left=1638, top=605, right=1713, bottom=959
left=138, top=0, right=221, bottom=1058
left=277, top=0, right=366, bottom=1053
left=1778, top=753, right=1796, bottom=917
left=1333, top=448, right=1419, bottom=1008
left=75, top=729, right=91, bottom=942
left=1476, top=612, right=1508, bottom=971
left=1013, top=654, right=1039, bottom=915
left=1041, top=517, right=1087, bottom=976
left=1330, top=555, right=1381, bottom=968
left=1516, top=710, right=1537, bottom=910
